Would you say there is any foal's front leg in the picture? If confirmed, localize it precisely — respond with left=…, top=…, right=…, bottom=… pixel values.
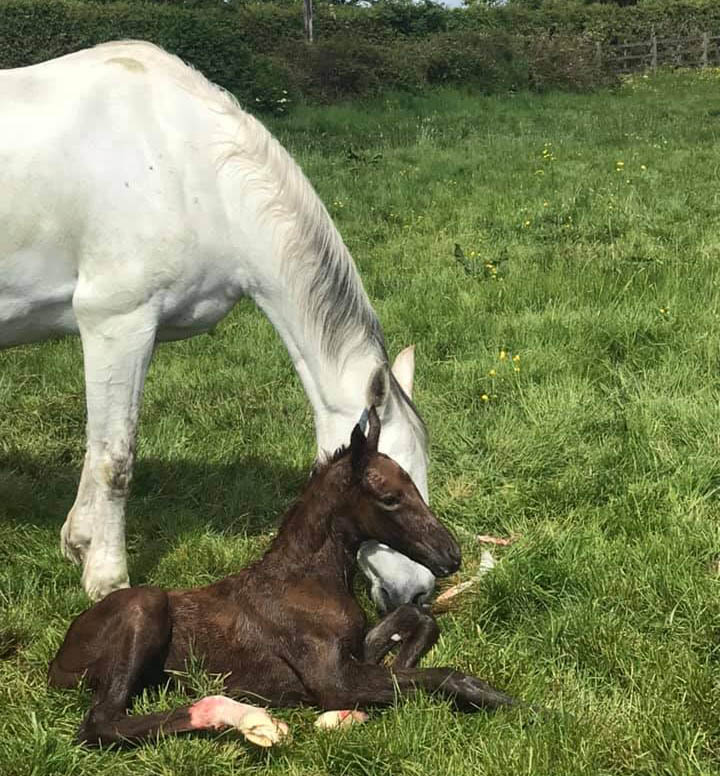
left=315, top=606, right=440, bottom=729
left=363, top=604, right=439, bottom=669
left=61, top=299, right=157, bottom=600
left=307, top=652, right=517, bottom=714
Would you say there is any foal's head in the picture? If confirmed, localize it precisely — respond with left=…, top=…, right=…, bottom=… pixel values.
left=339, top=407, right=461, bottom=581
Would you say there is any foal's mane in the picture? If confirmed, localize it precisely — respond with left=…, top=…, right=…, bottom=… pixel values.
left=308, top=444, right=351, bottom=481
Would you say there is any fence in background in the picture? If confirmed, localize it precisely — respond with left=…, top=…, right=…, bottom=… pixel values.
left=598, top=30, right=720, bottom=73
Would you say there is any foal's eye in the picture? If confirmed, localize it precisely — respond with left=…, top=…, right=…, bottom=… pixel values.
left=379, top=494, right=400, bottom=508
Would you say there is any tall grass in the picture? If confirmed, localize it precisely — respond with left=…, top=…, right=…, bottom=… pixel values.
left=3, top=70, right=720, bottom=774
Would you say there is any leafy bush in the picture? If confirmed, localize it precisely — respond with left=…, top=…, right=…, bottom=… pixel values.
left=525, top=33, right=617, bottom=92
left=0, top=0, right=297, bottom=111
left=422, top=31, right=528, bottom=93
left=285, top=37, right=424, bottom=101
left=2, top=0, right=715, bottom=109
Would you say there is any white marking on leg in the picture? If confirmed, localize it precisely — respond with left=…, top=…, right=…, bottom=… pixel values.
left=189, top=695, right=289, bottom=747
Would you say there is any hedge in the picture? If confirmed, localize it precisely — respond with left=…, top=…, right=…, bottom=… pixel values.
left=2, top=0, right=716, bottom=110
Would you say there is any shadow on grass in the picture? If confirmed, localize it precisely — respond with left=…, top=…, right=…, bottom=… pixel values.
left=0, top=451, right=306, bottom=584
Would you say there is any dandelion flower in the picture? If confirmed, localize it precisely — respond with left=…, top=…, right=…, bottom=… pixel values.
left=512, top=354, right=520, bottom=363
left=481, top=394, right=490, bottom=402
left=489, top=369, right=496, bottom=377
left=499, top=350, right=508, bottom=360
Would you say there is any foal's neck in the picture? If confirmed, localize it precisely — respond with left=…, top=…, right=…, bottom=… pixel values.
left=260, top=461, right=357, bottom=588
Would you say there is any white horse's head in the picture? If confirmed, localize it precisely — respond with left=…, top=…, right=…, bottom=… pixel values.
left=358, top=346, right=440, bottom=612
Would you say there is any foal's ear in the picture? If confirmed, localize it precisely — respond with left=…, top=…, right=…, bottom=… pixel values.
left=350, top=423, right=369, bottom=478
left=366, top=405, right=380, bottom=453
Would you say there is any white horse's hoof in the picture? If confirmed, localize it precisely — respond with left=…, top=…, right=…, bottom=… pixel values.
left=315, top=710, right=369, bottom=729
left=81, top=555, right=130, bottom=601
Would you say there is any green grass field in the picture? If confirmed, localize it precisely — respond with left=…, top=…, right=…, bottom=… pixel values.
left=3, top=70, right=720, bottom=775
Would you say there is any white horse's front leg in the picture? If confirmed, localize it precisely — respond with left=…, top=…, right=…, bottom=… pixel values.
left=61, top=301, right=156, bottom=601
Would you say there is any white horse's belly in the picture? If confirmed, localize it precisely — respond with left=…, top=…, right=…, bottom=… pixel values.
left=0, top=48, right=244, bottom=350
left=0, top=246, right=79, bottom=347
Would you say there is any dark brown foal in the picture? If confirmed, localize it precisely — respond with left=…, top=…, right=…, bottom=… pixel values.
left=49, top=407, right=516, bottom=747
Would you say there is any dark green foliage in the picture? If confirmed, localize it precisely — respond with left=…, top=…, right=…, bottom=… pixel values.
left=0, top=0, right=298, bottom=112
left=1, top=0, right=717, bottom=109
left=525, top=33, right=614, bottom=92
left=422, top=31, right=528, bottom=93
left=284, top=37, right=424, bottom=101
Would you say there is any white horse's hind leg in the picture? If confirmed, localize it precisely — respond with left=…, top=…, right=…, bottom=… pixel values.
left=61, top=301, right=156, bottom=601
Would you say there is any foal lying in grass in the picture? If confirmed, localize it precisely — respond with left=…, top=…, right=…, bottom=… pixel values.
left=49, top=408, right=516, bottom=747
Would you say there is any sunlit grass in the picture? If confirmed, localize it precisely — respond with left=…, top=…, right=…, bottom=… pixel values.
left=3, top=70, right=720, bottom=774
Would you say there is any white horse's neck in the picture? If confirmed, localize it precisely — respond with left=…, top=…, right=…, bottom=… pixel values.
left=251, top=263, right=386, bottom=458
left=218, top=106, right=391, bottom=459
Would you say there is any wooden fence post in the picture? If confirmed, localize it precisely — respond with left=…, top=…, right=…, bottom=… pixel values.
left=650, top=26, right=657, bottom=70
left=303, top=0, right=313, bottom=44
left=702, top=31, right=709, bottom=67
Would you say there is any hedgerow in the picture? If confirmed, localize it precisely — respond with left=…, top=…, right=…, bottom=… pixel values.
left=1, top=0, right=716, bottom=109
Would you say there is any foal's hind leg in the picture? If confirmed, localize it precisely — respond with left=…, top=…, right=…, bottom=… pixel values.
left=49, top=587, right=172, bottom=741
left=61, top=296, right=156, bottom=600
left=50, top=587, right=288, bottom=747
left=363, top=604, right=439, bottom=669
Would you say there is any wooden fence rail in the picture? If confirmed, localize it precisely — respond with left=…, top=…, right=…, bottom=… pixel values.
left=599, top=30, right=720, bottom=73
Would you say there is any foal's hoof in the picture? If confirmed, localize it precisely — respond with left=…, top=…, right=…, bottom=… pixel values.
left=239, top=711, right=289, bottom=748
left=315, top=710, right=369, bottom=730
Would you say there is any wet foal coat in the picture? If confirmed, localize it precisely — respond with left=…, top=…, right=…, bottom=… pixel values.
left=49, top=411, right=515, bottom=746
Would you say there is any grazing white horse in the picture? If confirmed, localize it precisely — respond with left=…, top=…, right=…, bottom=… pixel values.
left=0, top=41, right=434, bottom=605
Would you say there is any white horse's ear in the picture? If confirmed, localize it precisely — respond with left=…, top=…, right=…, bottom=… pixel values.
left=391, top=345, right=415, bottom=399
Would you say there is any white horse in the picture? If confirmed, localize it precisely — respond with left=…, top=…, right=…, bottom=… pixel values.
left=0, top=41, right=435, bottom=606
